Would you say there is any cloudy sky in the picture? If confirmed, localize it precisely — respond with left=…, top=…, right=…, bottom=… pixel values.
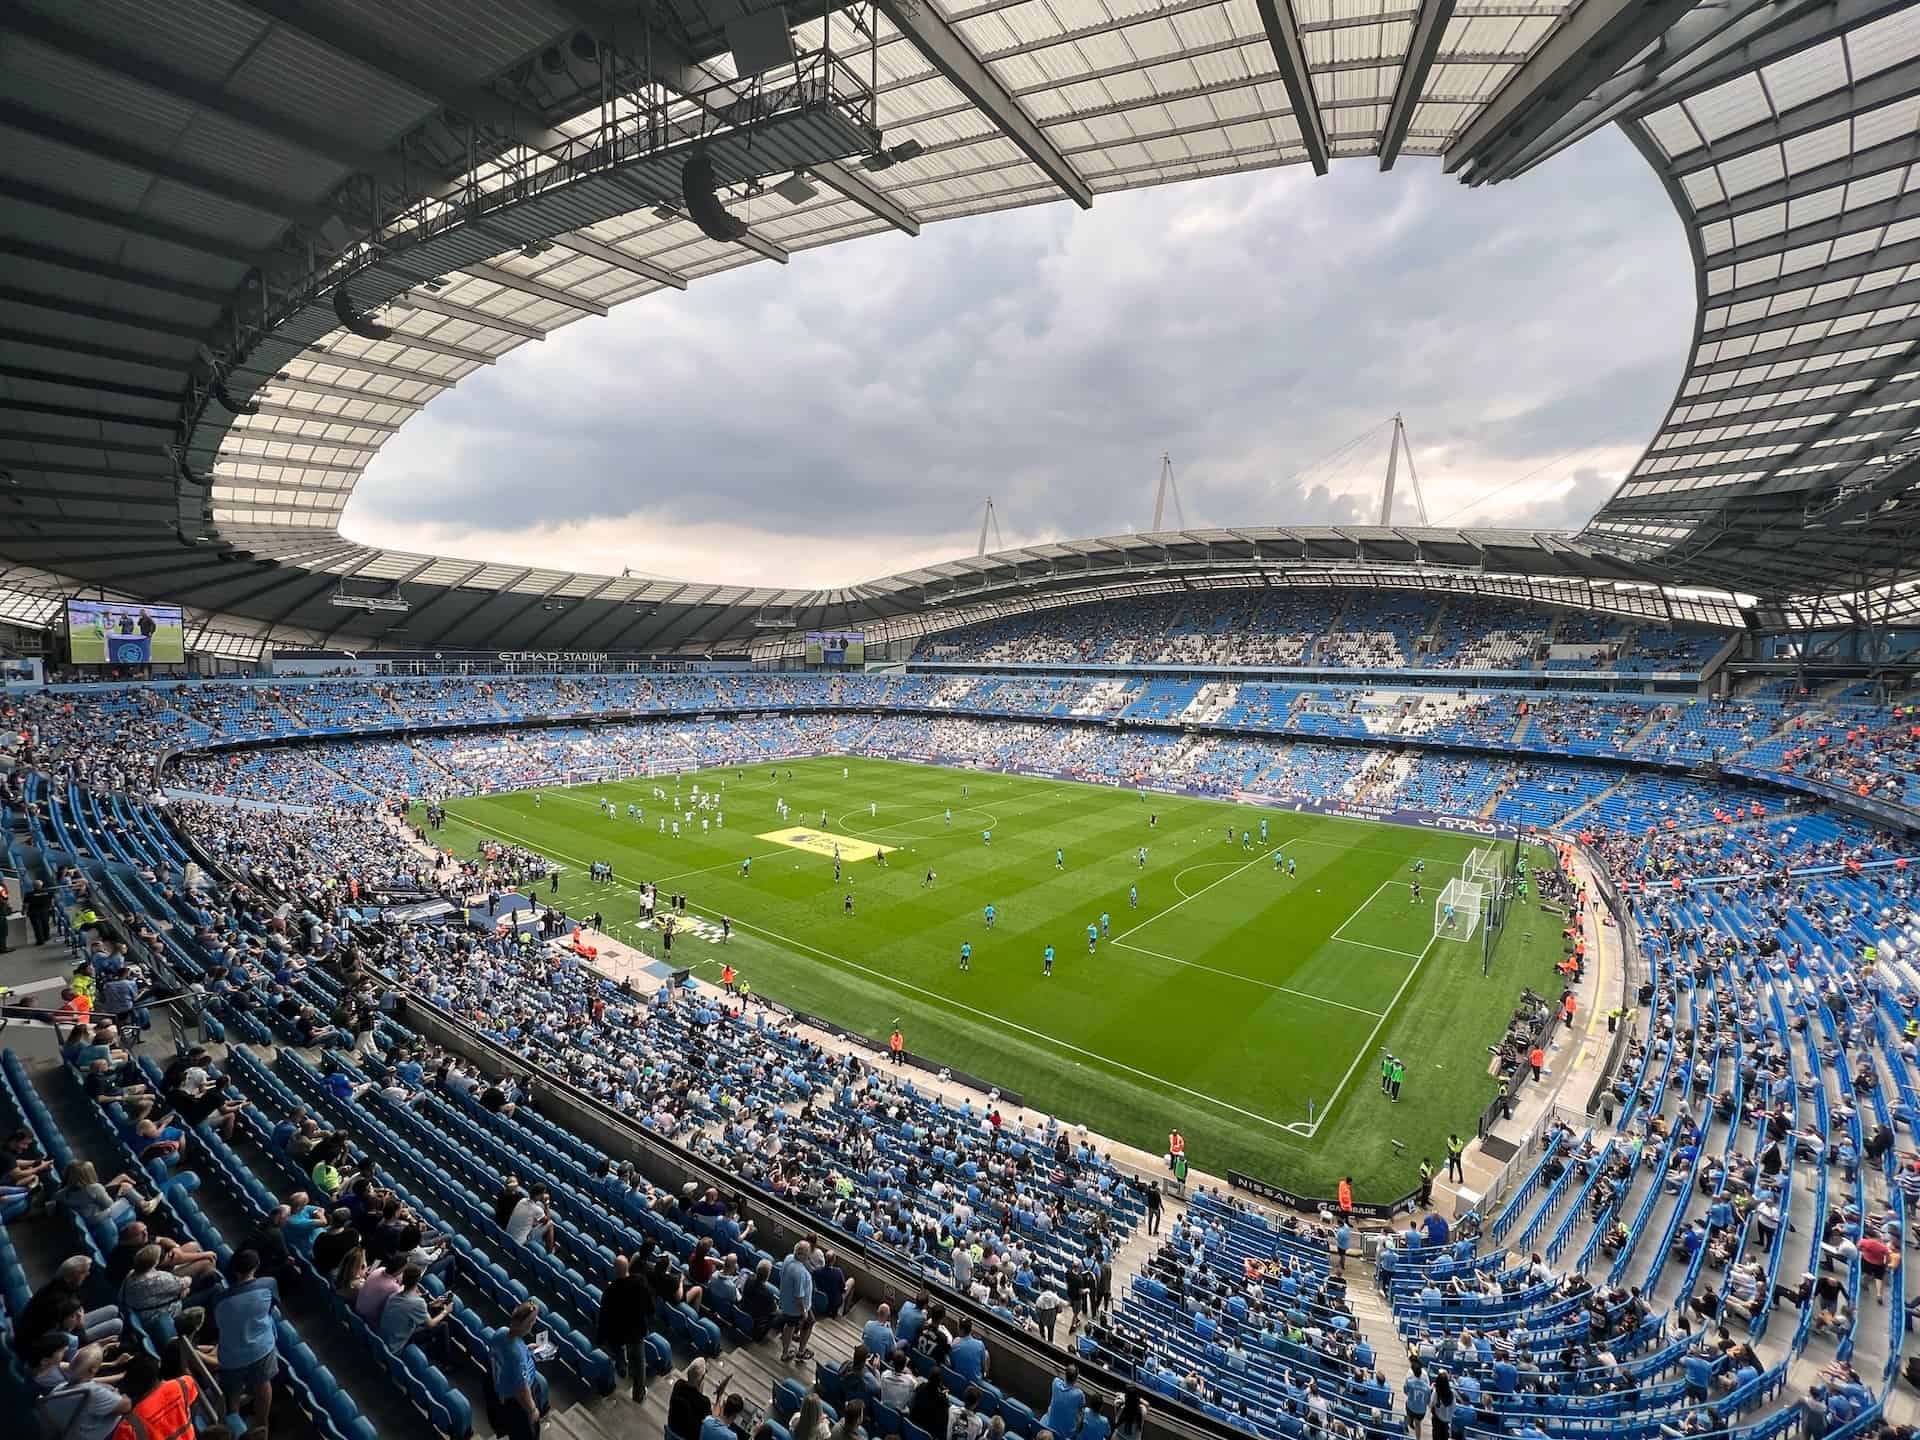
left=344, top=128, right=1695, bottom=590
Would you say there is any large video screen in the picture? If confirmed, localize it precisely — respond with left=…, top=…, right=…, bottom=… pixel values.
left=68, top=600, right=186, bottom=666
left=804, top=630, right=865, bottom=665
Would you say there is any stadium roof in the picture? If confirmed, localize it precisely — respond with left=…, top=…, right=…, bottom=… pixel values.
left=0, top=0, right=1916, bottom=655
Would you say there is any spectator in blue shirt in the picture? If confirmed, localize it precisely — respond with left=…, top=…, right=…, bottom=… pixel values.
left=863, top=1303, right=897, bottom=1360
left=950, top=1318, right=990, bottom=1384
left=1045, top=1362, right=1088, bottom=1437
left=212, top=1249, right=281, bottom=1432
left=778, top=1241, right=816, bottom=1363
left=702, top=1392, right=749, bottom=1440
left=1404, top=1359, right=1432, bottom=1437
left=1682, top=1348, right=1715, bottom=1401
left=487, top=1301, right=544, bottom=1440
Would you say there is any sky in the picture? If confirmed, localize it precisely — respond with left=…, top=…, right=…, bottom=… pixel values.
left=343, top=127, right=1695, bottom=590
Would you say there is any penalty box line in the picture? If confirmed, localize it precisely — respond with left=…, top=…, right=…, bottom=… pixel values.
left=1328, top=878, right=1428, bottom=960
left=446, top=808, right=1307, bottom=1137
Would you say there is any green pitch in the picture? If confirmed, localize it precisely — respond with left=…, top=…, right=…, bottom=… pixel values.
left=429, top=756, right=1561, bottom=1200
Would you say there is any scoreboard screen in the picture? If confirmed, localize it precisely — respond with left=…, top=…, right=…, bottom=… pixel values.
left=805, top=630, right=865, bottom=665
left=68, top=599, right=186, bottom=665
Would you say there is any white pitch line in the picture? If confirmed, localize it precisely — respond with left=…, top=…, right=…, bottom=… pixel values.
left=444, top=807, right=1303, bottom=1134
left=1112, top=848, right=1272, bottom=947
left=1329, top=936, right=1429, bottom=961
left=1302, top=929, right=1442, bottom=1138
left=1109, top=939, right=1385, bottom=1018
left=1328, top=878, right=1415, bottom=947
left=697, top=907, right=1306, bottom=1134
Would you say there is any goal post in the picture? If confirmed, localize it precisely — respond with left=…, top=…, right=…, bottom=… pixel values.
left=1466, top=845, right=1503, bottom=888
left=1436, top=878, right=1484, bottom=942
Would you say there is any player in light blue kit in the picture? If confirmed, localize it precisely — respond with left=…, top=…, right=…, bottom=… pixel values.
left=1043, top=944, right=1055, bottom=976
left=959, top=941, right=971, bottom=971
left=1128, top=885, right=1138, bottom=909
left=1100, top=911, right=1110, bottom=937
left=1086, top=922, right=1097, bottom=953
left=984, top=903, right=996, bottom=929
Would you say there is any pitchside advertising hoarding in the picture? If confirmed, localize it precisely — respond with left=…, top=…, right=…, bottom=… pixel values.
left=67, top=599, right=186, bottom=665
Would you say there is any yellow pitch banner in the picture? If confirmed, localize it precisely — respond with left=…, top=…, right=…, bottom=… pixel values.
left=756, top=827, right=894, bottom=862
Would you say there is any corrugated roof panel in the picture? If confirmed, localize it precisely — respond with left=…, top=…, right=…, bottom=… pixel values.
left=139, top=181, right=290, bottom=249
left=307, top=0, right=572, bottom=83
left=226, top=27, right=439, bottom=149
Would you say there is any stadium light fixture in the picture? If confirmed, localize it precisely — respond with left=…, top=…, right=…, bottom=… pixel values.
left=774, top=172, right=818, bottom=205
left=862, top=139, right=926, bottom=171
left=329, top=590, right=409, bottom=613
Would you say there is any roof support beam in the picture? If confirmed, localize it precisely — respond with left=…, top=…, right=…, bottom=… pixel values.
left=0, top=101, right=336, bottom=231
left=1707, top=279, right=1920, bottom=344
left=1668, top=56, right=1920, bottom=178
left=560, top=233, right=688, bottom=290
left=0, top=286, right=205, bottom=343
left=0, top=458, right=173, bottom=484
left=0, top=399, right=173, bottom=431
left=1688, top=316, right=1920, bottom=379
left=1, top=241, right=236, bottom=309
left=220, top=432, right=385, bottom=458
left=1379, top=0, right=1458, bottom=171
left=871, top=0, right=1093, bottom=209
left=1668, top=374, right=1920, bottom=433
left=486, top=573, right=579, bottom=644
left=0, top=364, right=177, bottom=405
left=208, top=458, right=360, bottom=482
left=0, top=429, right=165, bottom=460
left=0, top=180, right=270, bottom=271
left=1250, top=0, right=1328, bottom=174
left=1710, top=188, right=1920, bottom=271
left=238, top=404, right=404, bottom=434
left=734, top=230, right=791, bottom=266
left=1713, top=234, right=1920, bottom=308
left=266, top=571, right=356, bottom=630
left=1682, top=341, right=1920, bottom=407
left=348, top=327, right=497, bottom=366
left=293, top=349, right=458, bottom=386
left=1474, top=0, right=1899, bottom=183
left=466, top=262, right=609, bottom=316
left=810, top=161, right=921, bottom=237
left=246, top=374, right=435, bottom=409
left=1445, top=0, right=1698, bottom=180
left=0, top=7, right=401, bottom=184
left=1650, top=403, right=1920, bottom=462
left=396, top=293, right=546, bottom=341
left=1691, top=130, right=1920, bottom=229
left=227, top=0, right=571, bottom=154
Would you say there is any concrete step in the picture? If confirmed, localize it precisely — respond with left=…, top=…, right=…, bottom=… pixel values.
left=1345, top=1273, right=1412, bottom=1389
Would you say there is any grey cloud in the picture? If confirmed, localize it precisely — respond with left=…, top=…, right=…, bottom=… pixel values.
left=349, top=127, right=1694, bottom=573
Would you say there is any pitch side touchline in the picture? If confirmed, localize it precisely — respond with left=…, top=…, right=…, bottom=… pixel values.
left=1108, top=939, right=1386, bottom=1018
left=446, top=807, right=1306, bottom=1135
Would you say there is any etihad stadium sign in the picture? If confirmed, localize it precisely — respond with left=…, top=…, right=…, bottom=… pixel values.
left=496, top=651, right=610, bottom=662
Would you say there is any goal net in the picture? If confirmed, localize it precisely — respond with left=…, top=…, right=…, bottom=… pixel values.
left=1466, top=845, right=1504, bottom=888
left=1436, top=878, right=1485, bottom=942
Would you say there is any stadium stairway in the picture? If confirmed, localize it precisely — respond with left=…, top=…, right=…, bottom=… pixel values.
left=1556, top=777, right=1633, bottom=831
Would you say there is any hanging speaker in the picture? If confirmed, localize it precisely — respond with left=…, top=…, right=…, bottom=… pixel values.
left=680, top=148, right=749, bottom=243
left=333, top=286, right=392, bottom=341
left=726, top=8, right=794, bottom=77
left=211, top=381, right=258, bottom=416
